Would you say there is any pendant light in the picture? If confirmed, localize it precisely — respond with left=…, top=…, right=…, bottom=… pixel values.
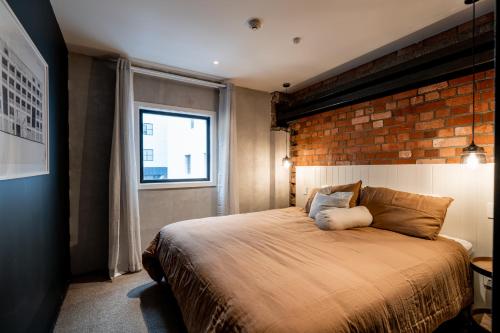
left=461, top=0, right=486, bottom=166
left=282, top=82, right=292, bottom=168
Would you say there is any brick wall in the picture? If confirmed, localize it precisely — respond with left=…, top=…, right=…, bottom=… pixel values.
left=289, top=70, right=495, bottom=205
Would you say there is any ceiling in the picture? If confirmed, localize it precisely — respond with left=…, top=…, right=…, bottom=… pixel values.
left=50, top=0, right=494, bottom=93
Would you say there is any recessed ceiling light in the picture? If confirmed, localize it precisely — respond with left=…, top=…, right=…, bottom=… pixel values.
left=213, top=60, right=219, bottom=65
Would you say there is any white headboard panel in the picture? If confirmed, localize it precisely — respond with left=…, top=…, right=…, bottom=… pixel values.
left=296, top=164, right=494, bottom=256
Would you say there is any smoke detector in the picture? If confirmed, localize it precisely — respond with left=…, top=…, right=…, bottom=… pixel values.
left=247, top=18, right=262, bottom=30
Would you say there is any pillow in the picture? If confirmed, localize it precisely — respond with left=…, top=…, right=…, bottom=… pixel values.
left=360, top=186, right=453, bottom=240
left=315, top=206, right=373, bottom=231
left=304, top=180, right=362, bottom=212
left=308, top=192, right=353, bottom=218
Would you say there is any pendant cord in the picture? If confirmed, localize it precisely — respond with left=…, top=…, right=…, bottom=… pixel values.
left=471, top=0, right=476, bottom=144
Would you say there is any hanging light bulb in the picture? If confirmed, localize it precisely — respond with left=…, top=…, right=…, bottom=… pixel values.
left=282, top=155, right=292, bottom=169
left=281, top=82, right=292, bottom=168
left=461, top=0, right=486, bottom=168
left=461, top=143, right=486, bottom=167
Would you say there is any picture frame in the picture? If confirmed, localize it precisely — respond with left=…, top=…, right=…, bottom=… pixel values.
left=0, top=0, right=49, bottom=180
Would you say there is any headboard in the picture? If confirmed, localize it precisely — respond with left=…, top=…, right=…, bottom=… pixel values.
left=295, top=163, right=494, bottom=257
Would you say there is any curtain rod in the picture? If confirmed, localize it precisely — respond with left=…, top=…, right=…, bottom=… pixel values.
left=131, top=66, right=226, bottom=89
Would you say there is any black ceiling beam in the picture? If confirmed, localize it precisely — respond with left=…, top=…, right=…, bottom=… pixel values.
left=276, top=31, right=495, bottom=126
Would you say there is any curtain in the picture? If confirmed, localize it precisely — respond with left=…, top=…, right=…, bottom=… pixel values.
left=108, top=58, right=142, bottom=278
left=217, top=83, right=240, bottom=215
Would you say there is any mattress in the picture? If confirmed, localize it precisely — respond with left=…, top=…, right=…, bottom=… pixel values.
left=439, top=234, right=473, bottom=255
left=143, top=207, right=472, bottom=333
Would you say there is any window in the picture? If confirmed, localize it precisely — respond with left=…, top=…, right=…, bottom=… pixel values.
left=185, top=154, right=191, bottom=174
left=143, top=149, right=154, bottom=161
left=143, top=123, right=153, bottom=135
left=139, top=105, right=213, bottom=186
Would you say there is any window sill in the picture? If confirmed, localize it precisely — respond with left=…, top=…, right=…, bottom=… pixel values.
left=138, top=180, right=217, bottom=190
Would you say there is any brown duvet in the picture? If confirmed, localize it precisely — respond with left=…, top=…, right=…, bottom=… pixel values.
left=143, top=207, right=472, bottom=333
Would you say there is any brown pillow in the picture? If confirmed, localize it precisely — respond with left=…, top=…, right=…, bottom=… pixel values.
left=360, top=186, right=453, bottom=240
left=304, top=181, right=362, bottom=213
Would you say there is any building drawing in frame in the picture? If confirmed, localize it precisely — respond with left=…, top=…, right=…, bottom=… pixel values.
left=1, top=37, right=44, bottom=144
left=0, top=0, right=49, bottom=180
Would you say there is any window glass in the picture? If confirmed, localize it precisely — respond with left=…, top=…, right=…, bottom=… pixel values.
left=140, top=109, right=210, bottom=183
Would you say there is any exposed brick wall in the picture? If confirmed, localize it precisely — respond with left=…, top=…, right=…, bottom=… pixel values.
left=289, top=70, right=495, bottom=205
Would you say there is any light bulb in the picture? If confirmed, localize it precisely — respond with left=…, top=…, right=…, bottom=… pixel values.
left=282, top=156, right=292, bottom=169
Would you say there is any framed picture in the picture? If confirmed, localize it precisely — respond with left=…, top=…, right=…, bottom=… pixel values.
left=0, top=0, right=49, bottom=180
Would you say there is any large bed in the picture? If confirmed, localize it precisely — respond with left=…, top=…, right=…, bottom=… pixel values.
left=143, top=206, right=472, bottom=333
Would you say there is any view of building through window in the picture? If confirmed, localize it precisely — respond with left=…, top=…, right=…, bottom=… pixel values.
left=141, top=109, right=209, bottom=182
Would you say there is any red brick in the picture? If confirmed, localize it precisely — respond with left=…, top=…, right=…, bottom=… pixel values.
left=382, top=143, right=405, bottom=151
left=410, top=96, right=424, bottom=105
left=446, top=95, right=473, bottom=107
left=415, top=100, right=446, bottom=113
left=432, top=137, right=468, bottom=148
left=436, top=127, right=455, bottom=138
left=371, top=111, right=392, bottom=121
left=450, top=105, right=470, bottom=115
left=352, top=115, right=370, bottom=125
left=446, top=115, right=476, bottom=127
left=457, top=84, right=473, bottom=95
left=449, top=75, right=473, bottom=86
left=435, top=108, right=450, bottom=118
left=415, top=119, right=444, bottom=131
left=397, top=133, right=410, bottom=141
left=418, top=81, right=448, bottom=94
left=416, top=158, right=446, bottom=164
left=440, top=88, right=456, bottom=98
left=420, top=111, right=434, bottom=121
left=406, top=141, right=433, bottom=149
left=354, top=109, right=364, bottom=117
left=386, top=102, right=397, bottom=110
left=425, top=91, right=440, bottom=101
left=454, top=126, right=472, bottom=136
left=399, top=150, right=412, bottom=158
left=372, top=120, right=384, bottom=128
left=397, top=99, right=410, bottom=108
left=439, top=148, right=457, bottom=157
left=475, top=124, right=494, bottom=134
left=475, top=135, right=494, bottom=145
left=394, top=89, right=417, bottom=100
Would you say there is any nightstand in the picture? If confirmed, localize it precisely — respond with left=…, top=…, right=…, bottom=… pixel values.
left=470, top=257, right=492, bottom=332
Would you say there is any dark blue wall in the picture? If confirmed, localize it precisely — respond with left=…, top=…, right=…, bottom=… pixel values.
left=0, top=0, right=69, bottom=332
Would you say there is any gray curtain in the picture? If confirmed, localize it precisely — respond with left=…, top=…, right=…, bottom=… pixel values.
left=108, top=58, right=142, bottom=278
left=217, top=83, right=240, bottom=215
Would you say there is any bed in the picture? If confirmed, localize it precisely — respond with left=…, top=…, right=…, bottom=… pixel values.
left=143, top=206, right=472, bottom=333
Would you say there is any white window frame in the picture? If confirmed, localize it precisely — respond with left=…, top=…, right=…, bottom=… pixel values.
left=135, top=101, right=217, bottom=190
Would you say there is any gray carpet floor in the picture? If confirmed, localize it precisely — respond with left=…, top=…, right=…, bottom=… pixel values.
left=54, top=270, right=187, bottom=333
left=54, top=270, right=472, bottom=333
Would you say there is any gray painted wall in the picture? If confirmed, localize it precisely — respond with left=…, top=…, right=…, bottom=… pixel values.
left=68, top=53, right=289, bottom=273
left=134, top=74, right=220, bottom=250
left=68, top=53, right=115, bottom=275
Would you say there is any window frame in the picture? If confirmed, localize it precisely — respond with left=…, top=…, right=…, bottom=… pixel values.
left=135, top=102, right=217, bottom=190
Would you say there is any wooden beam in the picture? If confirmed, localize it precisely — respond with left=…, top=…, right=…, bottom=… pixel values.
left=276, top=32, right=494, bottom=126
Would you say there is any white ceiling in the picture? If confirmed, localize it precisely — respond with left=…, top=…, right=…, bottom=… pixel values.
left=50, top=0, right=494, bottom=92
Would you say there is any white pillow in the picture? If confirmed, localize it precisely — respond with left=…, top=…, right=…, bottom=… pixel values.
left=314, top=206, right=373, bottom=231
left=308, top=192, right=353, bottom=218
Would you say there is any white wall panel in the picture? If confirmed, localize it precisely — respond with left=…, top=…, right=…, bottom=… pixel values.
left=296, top=164, right=494, bottom=257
